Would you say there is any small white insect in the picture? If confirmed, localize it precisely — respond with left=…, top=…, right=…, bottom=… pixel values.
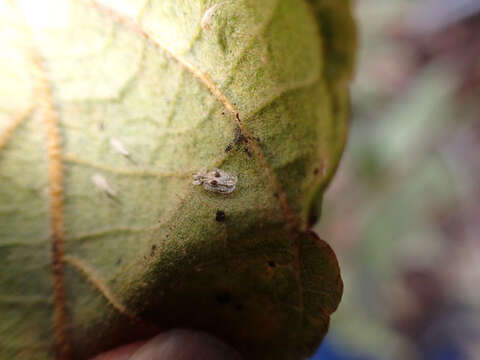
left=193, top=168, right=238, bottom=194
left=110, top=137, right=130, bottom=157
left=110, top=137, right=137, bottom=164
left=201, top=3, right=222, bottom=31
left=92, top=173, right=116, bottom=197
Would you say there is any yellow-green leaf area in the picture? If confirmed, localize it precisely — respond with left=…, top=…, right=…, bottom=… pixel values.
left=0, top=0, right=355, bottom=359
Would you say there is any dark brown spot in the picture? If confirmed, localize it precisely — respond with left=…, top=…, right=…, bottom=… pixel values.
left=150, top=244, right=157, bottom=257
left=244, top=147, right=252, bottom=157
left=233, top=127, right=246, bottom=145
left=225, top=143, right=233, bottom=152
left=307, top=209, right=319, bottom=228
left=274, top=193, right=279, bottom=199
left=210, top=180, right=218, bottom=186
left=237, top=134, right=246, bottom=144
left=214, top=171, right=221, bottom=177
left=215, top=210, right=226, bottom=222
left=314, top=168, right=320, bottom=175
left=116, top=258, right=122, bottom=265
left=268, top=261, right=276, bottom=268
left=215, top=291, right=231, bottom=305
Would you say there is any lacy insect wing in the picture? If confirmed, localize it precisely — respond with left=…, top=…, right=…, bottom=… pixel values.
left=192, top=168, right=238, bottom=194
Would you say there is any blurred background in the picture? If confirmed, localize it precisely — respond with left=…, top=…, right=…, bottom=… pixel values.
left=312, top=1, right=480, bottom=359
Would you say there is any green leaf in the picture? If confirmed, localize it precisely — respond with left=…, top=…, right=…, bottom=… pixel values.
left=0, top=0, right=355, bottom=359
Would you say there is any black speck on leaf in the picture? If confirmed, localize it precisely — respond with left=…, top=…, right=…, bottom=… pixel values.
left=215, top=291, right=231, bottom=304
left=215, top=210, right=226, bottom=222
left=150, top=244, right=157, bottom=257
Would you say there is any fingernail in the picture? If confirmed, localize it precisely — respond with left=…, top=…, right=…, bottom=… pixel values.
left=128, top=329, right=242, bottom=360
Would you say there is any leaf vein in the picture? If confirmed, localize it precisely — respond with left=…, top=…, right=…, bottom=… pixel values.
left=68, top=226, right=152, bottom=242
left=63, top=255, right=138, bottom=320
left=28, top=39, right=71, bottom=360
left=244, top=72, right=320, bottom=121
left=0, top=105, right=34, bottom=152
left=64, top=152, right=191, bottom=178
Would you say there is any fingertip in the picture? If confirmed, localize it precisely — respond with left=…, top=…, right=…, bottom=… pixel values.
left=91, top=329, right=242, bottom=360
left=129, top=329, right=242, bottom=360
left=91, top=340, right=147, bottom=360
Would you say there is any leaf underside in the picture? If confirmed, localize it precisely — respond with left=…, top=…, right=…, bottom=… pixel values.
left=0, top=0, right=355, bottom=359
